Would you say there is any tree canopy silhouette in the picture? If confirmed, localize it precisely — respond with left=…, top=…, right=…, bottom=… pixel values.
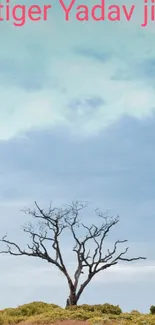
left=0, top=201, right=146, bottom=306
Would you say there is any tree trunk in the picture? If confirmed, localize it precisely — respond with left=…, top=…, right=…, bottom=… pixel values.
left=66, top=290, right=78, bottom=307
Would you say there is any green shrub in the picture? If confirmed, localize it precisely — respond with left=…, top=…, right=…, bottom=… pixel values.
left=26, top=310, right=70, bottom=324
left=6, top=316, right=27, bottom=324
left=78, top=305, right=96, bottom=312
left=150, top=305, right=155, bottom=315
left=67, top=304, right=122, bottom=315
left=69, top=311, right=94, bottom=321
left=130, top=310, right=140, bottom=315
left=108, top=315, right=118, bottom=320
left=0, top=315, right=6, bottom=325
left=3, top=301, right=155, bottom=325
left=3, top=302, right=61, bottom=318
left=92, top=304, right=122, bottom=315
left=119, top=314, right=133, bottom=320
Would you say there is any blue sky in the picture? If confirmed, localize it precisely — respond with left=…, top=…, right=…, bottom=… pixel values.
left=0, top=0, right=155, bottom=314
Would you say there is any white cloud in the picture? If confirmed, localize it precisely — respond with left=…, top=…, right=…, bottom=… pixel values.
left=1, top=0, right=155, bottom=140
left=94, top=262, right=155, bottom=283
left=1, top=59, right=155, bottom=140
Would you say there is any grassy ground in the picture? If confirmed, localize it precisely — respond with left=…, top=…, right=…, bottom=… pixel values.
left=0, top=302, right=154, bottom=325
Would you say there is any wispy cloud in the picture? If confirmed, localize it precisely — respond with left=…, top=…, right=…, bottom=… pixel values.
left=75, top=47, right=110, bottom=63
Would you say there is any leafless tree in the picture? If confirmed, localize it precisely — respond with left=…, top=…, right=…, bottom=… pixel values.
left=0, top=201, right=146, bottom=307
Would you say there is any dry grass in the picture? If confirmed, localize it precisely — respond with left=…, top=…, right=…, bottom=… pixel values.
left=17, top=321, right=122, bottom=325
left=0, top=302, right=155, bottom=325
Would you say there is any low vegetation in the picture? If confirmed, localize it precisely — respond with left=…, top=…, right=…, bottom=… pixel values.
left=0, top=302, right=155, bottom=325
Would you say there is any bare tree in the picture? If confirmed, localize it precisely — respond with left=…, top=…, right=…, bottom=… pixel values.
left=0, top=201, right=146, bottom=307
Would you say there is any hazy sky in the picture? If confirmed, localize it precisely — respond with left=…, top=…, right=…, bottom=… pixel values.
left=0, top=0, right=155, bottom=314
